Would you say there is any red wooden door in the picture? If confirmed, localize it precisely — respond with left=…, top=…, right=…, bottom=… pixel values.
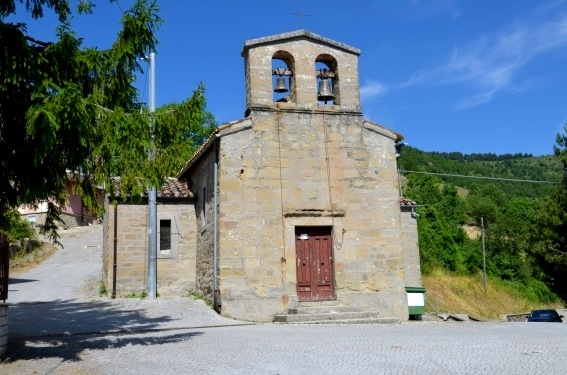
left=296, top=227, right=335, bottom=301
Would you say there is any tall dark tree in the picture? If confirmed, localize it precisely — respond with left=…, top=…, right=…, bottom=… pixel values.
left=1, top=1, right=213, bottom=242
left=532, top=124, right=567, bottom=298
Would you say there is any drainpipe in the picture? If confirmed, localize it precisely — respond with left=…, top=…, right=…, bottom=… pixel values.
left=112, top=203, right=118, bottom=298
left=213, top=137, right=221, bottom=313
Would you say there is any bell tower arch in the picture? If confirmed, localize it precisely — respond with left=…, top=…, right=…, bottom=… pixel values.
left=241, top=30, right=361, bottom=115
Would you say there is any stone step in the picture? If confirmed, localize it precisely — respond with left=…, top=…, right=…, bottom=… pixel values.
left=274, top=310, right=394, bottom=323
left=286, top=317, right=401, bottom=325
left=291, top=300, right=348, bottom=307
left=287, top=305, right=362, bottom=315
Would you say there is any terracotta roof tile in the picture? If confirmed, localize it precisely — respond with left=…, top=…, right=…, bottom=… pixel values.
left=157, top=177, right=192, bottom=198
left=399, top=197, right=418, bottom=207
left=110, top=177, right=193, bottom=199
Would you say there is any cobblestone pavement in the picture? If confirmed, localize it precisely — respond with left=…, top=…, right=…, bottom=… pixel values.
left=3, top=321, right=567, bottom=374
left=2, top=225, right=567, bottom=374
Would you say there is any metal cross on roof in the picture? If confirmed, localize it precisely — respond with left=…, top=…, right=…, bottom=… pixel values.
left=291, top=12, right=311, bottom=29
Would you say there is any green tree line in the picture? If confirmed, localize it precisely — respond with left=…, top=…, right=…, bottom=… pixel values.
left=1, top=1, right=216, bottom=242
left=401, top=126, right=567, bottom=302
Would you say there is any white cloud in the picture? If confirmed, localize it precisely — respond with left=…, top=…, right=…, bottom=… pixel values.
left=404, top=14, right=567, bottom=108
left=360, top=80, right=388, bottom=99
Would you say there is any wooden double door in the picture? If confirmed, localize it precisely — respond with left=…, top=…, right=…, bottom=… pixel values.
left=295, top=226, right=335, bottom=301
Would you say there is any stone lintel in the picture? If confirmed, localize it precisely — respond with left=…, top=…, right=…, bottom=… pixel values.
left=283, top=209, right=345, bottom=218
left=246, top=105, right=363, bottom=117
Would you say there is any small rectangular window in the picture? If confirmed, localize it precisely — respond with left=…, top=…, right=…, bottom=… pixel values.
left=160, top=219, right=171, bottom=251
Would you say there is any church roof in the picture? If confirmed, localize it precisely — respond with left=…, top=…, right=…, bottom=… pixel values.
left=176, top=118, right=248, bottom=178
left=241, top=29, right=361, bottom=56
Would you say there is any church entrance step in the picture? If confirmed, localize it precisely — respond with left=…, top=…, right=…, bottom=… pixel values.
left=273, top=304, right=400, bottom=324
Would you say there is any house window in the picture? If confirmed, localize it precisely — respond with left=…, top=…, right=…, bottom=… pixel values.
left=157, top=214, right=178, bottom=259
left=160, top=219, right=172, bottom=251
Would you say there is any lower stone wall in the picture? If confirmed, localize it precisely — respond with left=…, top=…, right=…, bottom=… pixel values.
left=220, top=290, right=408, bottom=323
left=59, top=212, right=94, bottom=228
left=401, top=208, right=422, bottom=287
left=0, top=304, right=8, bottom=358
left=103, top=200, right=197, bottom=297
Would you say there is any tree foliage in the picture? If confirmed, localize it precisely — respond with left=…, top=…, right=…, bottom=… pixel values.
left=530, top=124, right=567, bottom=297
left=401, top=137, right=567, bottom=301
left=1, top=1, right=214, bottom=242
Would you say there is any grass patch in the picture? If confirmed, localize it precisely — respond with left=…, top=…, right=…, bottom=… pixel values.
left=125, top=291, right=148, bottom=298
left=186, top=290, right=213, bottom=308
left=423, top=269, right=564, bottom=320
left=9, top=241, right=58, bottom=274
left=98, top=281, right=107, bottom=297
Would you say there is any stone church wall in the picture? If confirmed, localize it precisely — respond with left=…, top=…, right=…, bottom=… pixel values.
left=190, top=148, right=217, bottom=300
left=216, top=110, right=408, bottom=321
left=401, top=208, right=422, bottom=287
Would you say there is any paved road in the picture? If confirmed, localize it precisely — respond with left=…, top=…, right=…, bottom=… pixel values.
left=2, top=224, right=567, bottom=374
left=7, top=224, right=103, bottom=304
left=6, top=225, right=244, bottom=337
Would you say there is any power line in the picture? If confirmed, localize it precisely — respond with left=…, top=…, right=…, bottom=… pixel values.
left=114, top=0, right=124, bottom=14
left=399, top=170, right=560, bottom=184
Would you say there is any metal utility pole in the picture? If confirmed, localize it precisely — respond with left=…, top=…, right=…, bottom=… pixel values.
left=147, top=52, right=157, bottom=299
left=481, top=217, right=487, bottom=294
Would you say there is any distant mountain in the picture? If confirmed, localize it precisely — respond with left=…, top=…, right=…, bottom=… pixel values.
left=397, top=147, right=562, bottom=198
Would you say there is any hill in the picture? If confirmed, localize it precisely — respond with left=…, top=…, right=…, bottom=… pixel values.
left=399, top=147, right=567, bottom=312
left=398, top=147, right=562, bottom=198
left=423, top=270, right=563, bottom=320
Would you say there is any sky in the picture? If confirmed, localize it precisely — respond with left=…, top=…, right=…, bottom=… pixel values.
left=8, top=0, right=567, bottom=156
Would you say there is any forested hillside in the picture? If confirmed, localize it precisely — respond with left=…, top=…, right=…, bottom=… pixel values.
left=399, top=147, right=562, bottom=198
left=398, top=133, right=567, bottom=304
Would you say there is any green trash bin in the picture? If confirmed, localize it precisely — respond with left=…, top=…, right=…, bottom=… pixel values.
left=405, top=286, right=426, bottom=320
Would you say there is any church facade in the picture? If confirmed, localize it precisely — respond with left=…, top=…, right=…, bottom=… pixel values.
left=175, top=30, right=422, bottom=322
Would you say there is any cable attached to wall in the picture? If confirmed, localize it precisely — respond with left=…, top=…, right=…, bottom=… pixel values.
left=321, top=106, right=344, bottom=251
left=276, top=104, right=287, bottom=262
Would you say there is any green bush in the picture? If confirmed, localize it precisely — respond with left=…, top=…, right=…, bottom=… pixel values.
left=0, top=209, right=36, bottom=243
left=496, top=278, right=558, bottom=305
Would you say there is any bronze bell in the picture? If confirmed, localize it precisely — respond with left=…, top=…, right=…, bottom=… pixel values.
left=274, top=76, right=288, bottom=93
left=317, top=78, right=334, bottom=103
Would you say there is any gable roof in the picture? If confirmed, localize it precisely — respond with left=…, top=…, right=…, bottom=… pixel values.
left=176, top=118, right=252, bottom=178
left=241, top=29, right=361, bottom=56
left=363, top=119, right=404, bottom=143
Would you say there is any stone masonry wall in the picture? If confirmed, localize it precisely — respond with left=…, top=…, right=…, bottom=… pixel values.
left=401, top=208, right=422, bottom=287
left=191, top=148, right=217, bottom=301
left=217, top=109, right=408, bottom=322
left=103, top=199, right=196, bottom=296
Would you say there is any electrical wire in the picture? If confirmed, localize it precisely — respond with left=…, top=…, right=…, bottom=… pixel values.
left=321, top=105, right=344, bottom=250
left=276, top=104, right=287, bottom=261
left=399, top=170, right=560, bottom=184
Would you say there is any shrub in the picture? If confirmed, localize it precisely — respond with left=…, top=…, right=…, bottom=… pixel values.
left=0, top=209, right=37, bottom=243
